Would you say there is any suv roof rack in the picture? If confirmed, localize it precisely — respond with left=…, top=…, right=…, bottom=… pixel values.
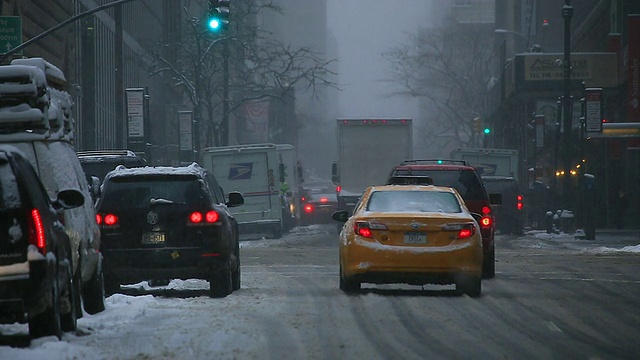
left=0, top=58, right=74, bottom=143
left=77, top=150, right=139, bottom=158
left=400, top=159, right=468, bottom=166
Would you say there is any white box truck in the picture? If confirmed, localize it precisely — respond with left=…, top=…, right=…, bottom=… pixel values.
left=449, top=148, right=519, bottom=179
left=331, top=118, right=413, bottom=214
left=201, top=143, right=285, bottom=238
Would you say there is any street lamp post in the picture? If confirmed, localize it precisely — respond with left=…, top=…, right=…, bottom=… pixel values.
left=494, top=29, right=533, bottom=53
left=562, top=1, right=573, bottom=212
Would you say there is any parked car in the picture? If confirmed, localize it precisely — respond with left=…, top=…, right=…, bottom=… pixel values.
left=0, top=145, right=85, bottom=339
left=300, top=192, right=339, bottom=225
left=76, top=149, right=148, bottom=184
left=96, top=163, right=244, bottom=298
left=387, top=159, right=500, bottom=279
left=0, top=58, right=105, bottom=316
left=332, top=184, right=483, bottom=297
left=481, top=175, right=524, bottom=235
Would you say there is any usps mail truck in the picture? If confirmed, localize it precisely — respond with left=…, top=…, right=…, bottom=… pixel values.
left=201, top=143, right=284, bottom=238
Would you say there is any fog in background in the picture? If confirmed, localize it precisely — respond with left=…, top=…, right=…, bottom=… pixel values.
left=265, top=1, right=442, bottom=179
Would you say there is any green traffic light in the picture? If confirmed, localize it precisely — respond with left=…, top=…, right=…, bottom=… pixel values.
left=208, top=18, right=221, bottom=30
left=483, top=127, right=491, bottom=135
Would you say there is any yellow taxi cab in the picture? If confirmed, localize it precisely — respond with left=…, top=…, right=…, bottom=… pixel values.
left=332, top=185, right=483, bottom=297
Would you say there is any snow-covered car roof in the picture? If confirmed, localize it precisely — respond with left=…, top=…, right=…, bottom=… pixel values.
left=104, top=162, right=207, bottom=180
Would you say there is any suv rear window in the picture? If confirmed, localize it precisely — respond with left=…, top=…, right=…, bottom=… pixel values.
left=101, top=175, right=206, bottom=208
left=390, top=169, right=486, bottom=201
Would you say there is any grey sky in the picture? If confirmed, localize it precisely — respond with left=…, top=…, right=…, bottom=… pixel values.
left=327, top=0, right=435, bottom=119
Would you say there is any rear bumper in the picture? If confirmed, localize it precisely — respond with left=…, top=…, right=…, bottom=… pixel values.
left=103, top=248, right=225, bottom=284
left=342, top=237, right=483, bottom=285
left=0, top=258, right=54, bottom=323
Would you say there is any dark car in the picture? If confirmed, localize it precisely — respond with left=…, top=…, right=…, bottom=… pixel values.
left=387, top=159, right=500, bottom=279
left=77, top=149, right=148, bottom=184
left=96, top=163, right=244, bottom=298
left=300, top=192, right=339, bottom=225
left=0, top=145, right=84, bottom=339
left=481, top=175, right=524, bottom=235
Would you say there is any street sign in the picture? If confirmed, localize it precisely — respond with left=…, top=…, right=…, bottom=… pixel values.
left=585, top=88, right=603, bottom=133
left=0, top=16, right=22, bottom=55
left=178, top=111, right=193, bottom=151
left=126, top=88, right=145, bottom=138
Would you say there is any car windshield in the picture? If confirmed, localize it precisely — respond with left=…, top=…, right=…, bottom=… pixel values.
left=101, top=175, right=205, bottom=208
left=366, top=190, right=461, bottom=213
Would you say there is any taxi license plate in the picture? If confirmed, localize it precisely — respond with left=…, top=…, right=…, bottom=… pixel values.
left=404, top=232, right=427, bottom=244
left=142, top=232, right=165, bottom=244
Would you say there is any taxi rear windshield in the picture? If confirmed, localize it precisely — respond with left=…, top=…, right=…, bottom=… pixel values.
left=366, top=190, right=461, bottom=213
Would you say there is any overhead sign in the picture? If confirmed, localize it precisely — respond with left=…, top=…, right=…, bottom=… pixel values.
left=585, top=88, right=603, bottom=133
left=0, top=16, right=22, bottom=55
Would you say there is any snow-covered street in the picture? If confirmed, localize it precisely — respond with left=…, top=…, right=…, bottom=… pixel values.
left=1, top=225, right=639, bottom=359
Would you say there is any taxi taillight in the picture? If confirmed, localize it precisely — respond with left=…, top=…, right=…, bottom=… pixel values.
left=354, top=221, right=387, bottom=238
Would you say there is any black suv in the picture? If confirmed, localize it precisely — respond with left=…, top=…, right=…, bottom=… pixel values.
left=77, top=150, right=148, bottom=184
left=388, top=160, right=500, bottom=278
left=0, top=145, right=84, bottom=339
left=96, top=163, right=244, bottom=298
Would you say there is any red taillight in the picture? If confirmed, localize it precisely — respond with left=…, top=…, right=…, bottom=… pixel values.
left=357, top=226, right=372, bottom=238
left=30, top=209, right=46, bottom=252
left=96, top=214, right=102, bottom=225
left=517, top=195, right=523, bottom=210
left=301, top=196, right=306, bottom=202
left=320, top=197, right=328, bottom=203
left=190, top=211, right=203, bottom=223
left=480, top=216, right=492, bottom=227
left=481, top=206, right=491, bottom=215
left=458, top=228, right=474, bottom=239
left=303, top=204, right=314, bottom=213
left=205, top=210, right=219, bottom=223
left=189, top=210, right=219, bottom=224
left=104, top=214, right=118, bottom=226
left=354, top=221, right=386, bottom=238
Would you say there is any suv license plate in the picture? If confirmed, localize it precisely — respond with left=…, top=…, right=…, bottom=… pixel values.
left=142, top=232, right=166, bottom=244
left=404, top=232, right=427, bottom=244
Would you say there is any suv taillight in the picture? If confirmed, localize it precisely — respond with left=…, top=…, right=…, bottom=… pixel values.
left=480, top=216, right=492, bottom=227
left=188, top=210, right=219, bottom=225
left=97, top=213, right=119, bottom=227
left=29, top=209, right=46, bottom=254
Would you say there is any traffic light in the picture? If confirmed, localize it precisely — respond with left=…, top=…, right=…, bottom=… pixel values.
left=207, top=0, right=230, bottom=32
left=483, top=127, right=491, bottom=135
left=473, top=117, right=482, bottom=133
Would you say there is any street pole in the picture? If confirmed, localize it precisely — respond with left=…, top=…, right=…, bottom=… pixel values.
left=562, top=1, right=573, bottom=212
left=222, top=39, right=230, bottom=146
